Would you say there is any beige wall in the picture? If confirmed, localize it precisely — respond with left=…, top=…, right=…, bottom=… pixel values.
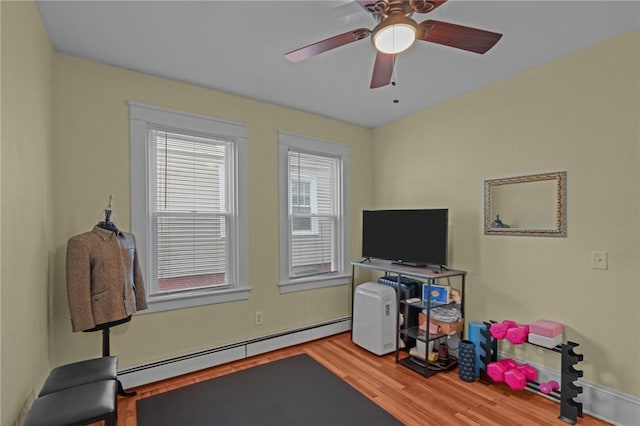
left=0, top=1, right=3, bottom=421
left=1, top=3, right=638, bottom=424
left=0, top=2, right=3, bottom=420
left=51, top=54, right=373, bottom=368
left=1, top=1, right=54, bottom=424
left=372, top=30, right=640, bottom=396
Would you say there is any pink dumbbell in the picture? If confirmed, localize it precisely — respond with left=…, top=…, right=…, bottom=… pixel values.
left=487, top=358, right=518, bottom=382
left=515, top=363, right=538, bottom=382
left=498, top=358, right=517, bottom=370
left=539, top=380, right=560, bottom=394
left=507, top=325, right=530, bottom=345
left=504, top=368, right=527, bottom=390
left=490, top=320, right=517, bottom=339
left=487, top=362, right=507, bottom=382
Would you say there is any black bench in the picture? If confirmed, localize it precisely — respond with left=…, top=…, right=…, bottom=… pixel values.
left=24, top=357, right=118, bottom=426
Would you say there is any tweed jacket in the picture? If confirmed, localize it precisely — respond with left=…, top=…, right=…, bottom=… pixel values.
left=66, top=226, right=147, bottom=332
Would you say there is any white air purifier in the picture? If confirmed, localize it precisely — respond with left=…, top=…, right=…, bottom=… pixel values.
left=352, top=282, right=397, bottom=355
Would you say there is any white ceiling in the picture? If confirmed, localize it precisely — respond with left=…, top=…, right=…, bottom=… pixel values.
left=36, top=1, right=640, bottom=128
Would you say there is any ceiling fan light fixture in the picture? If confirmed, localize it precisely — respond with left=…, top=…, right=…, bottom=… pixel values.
left=373, top=16, right=417, bottom=54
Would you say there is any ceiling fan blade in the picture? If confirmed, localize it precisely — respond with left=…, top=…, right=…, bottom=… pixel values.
left=370, top=51, right=394, bottom=89
left=285, top=28, right=371, bottom=62
left=418, top=20, right=502, bottom=54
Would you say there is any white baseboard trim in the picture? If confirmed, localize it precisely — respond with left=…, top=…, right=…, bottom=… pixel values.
left=498, top=352, right=640, bottom=426
left=118, top=317, right=351, bottom=389
left=119, top=323, right=638, bottom=426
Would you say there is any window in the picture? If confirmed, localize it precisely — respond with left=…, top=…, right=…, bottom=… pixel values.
left=130, top=102, right=248, bottom=312
left=290, top=176, right=318, bottom=234
left=278, top=132, right=350, bottom=293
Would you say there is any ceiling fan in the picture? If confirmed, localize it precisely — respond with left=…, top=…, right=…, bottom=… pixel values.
left=284, top=0, right=503, bottom=89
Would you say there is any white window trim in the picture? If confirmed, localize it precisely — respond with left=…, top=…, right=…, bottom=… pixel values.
left=129, top=102, right=249, bottom=312
left=278, top=131, right=351, bottom=294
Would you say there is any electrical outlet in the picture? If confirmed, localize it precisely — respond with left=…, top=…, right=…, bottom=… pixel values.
left=591, top=251, right=608, bottom=270
left=254, top=311, right=264, bottom=326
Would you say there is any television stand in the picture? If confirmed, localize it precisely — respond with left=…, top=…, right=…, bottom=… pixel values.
left=350, top=259, right=466, bottom=379
left=391, top=261, right=451, bottom=272
left=392, top=260, right=426, bottom=268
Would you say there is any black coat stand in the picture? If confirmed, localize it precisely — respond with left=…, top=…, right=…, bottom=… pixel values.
left=85, top=316, right=136, bottom=397
left=85, top=199, right=137, bottom=396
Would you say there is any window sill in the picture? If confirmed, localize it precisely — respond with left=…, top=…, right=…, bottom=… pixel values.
left=279, top=274, right=351, bottom=294
left=140, top=287, right=250, bottom=314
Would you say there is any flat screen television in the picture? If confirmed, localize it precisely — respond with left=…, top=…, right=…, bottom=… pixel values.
left=361, top=209, right=448, bottom=268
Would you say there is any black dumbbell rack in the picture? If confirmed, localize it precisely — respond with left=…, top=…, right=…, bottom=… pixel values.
left=477, top=322, right=584, bottom=425
left=478, top=321, right=498, bottom=384
left=559, top=342, right=584, bottom=424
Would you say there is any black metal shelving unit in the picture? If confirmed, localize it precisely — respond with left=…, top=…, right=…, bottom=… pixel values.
left=351, top=260, right=466, bottom=378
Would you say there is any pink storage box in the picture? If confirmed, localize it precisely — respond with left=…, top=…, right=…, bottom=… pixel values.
left=530, top=320, right=563, bottom=337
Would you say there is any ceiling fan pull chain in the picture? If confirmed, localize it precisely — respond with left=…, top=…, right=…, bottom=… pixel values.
left=392, top=54, right=400, bottom=103
left=392, top=54, right=397, bottom=86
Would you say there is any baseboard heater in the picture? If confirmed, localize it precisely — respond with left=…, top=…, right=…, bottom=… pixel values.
left=118, top=317, right=351, bottom=389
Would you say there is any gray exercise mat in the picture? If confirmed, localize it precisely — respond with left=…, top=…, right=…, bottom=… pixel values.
left=137, top=353, right=403, bottom=426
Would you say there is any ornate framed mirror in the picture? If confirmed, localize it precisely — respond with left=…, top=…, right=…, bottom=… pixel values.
left=484, top=171, right=567, bottom=237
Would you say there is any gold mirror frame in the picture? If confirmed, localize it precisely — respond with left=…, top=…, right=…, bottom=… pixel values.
left=484, top=171, right=567, bottom=237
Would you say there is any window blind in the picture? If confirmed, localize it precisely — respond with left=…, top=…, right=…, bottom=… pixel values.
left=151, top=129, right=231, bottom=294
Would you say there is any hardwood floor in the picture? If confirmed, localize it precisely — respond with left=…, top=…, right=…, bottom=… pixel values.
left=117, top=332, right=611, bottom=426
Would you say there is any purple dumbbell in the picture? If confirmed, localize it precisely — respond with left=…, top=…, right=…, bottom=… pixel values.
left=539, top=380, right=560, bottom=394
